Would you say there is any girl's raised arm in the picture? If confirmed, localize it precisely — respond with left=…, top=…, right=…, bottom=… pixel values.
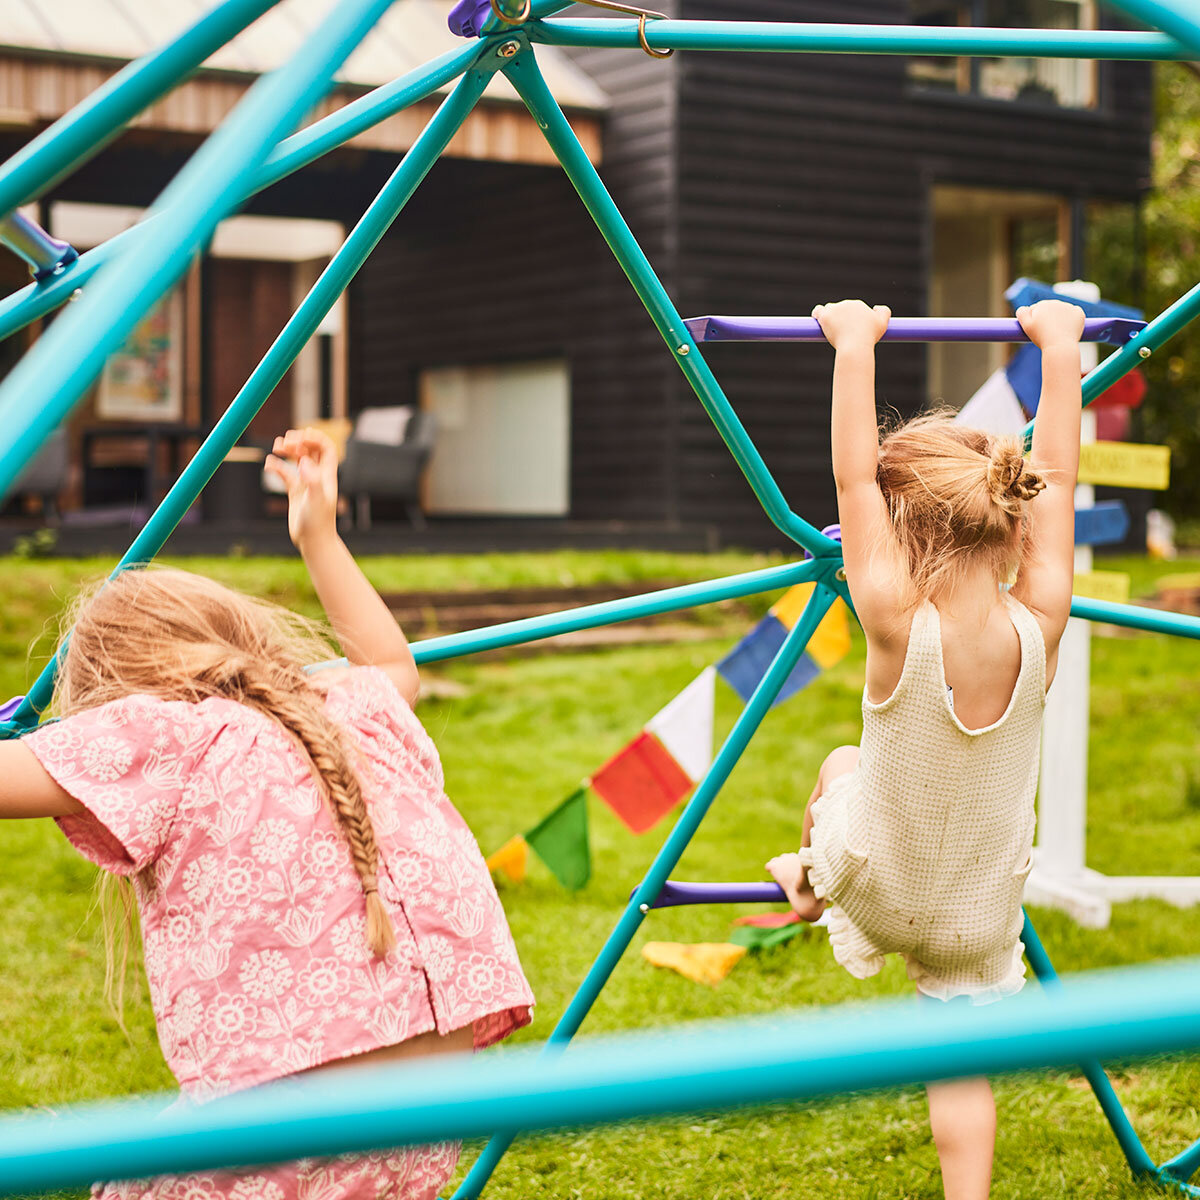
left=265, top=428, right=420, bottom=706
left=0, top=741, right=81, bottom=818
left=816, top=301, right=909, bottom=642
left=1010, top=300, right=1086, bottom=648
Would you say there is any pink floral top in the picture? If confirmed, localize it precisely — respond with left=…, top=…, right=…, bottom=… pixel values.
left=25, top=667, right=533, bottom=1101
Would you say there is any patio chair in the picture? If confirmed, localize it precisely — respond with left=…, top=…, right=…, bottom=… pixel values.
left=339, top=406, right=436, bottom=529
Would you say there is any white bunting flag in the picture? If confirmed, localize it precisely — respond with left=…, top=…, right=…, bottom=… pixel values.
left=956, top=369, right=1027, bottom=436
left=646, top=666, right=716, bottom=784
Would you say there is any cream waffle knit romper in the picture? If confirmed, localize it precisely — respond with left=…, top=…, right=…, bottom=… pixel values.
left=798, top=593, right=1046, bottom=1003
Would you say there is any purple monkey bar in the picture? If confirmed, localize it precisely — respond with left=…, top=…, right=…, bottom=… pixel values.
left=638, top=880, right=788, bottom=909
left=684, top=315, right=1146, bottom=346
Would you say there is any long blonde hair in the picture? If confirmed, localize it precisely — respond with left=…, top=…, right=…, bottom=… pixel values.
left=57, top=567, right=397, bottom=1009
left=875, top=413, right=1046, bottom=602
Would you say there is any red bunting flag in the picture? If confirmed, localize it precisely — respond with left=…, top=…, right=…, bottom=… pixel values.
left=591, top=731, right=693, bottom=834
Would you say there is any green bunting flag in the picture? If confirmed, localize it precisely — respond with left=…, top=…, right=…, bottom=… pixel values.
left=525, top=786, right=591, bottom=891
left=728, top=922, right=804, bottom=952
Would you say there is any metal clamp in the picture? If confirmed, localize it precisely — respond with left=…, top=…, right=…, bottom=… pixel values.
left=489, top=0, right=531, bottom=25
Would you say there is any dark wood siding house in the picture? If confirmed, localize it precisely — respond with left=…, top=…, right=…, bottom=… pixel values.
left=0, top=0, right=1153, bottom=551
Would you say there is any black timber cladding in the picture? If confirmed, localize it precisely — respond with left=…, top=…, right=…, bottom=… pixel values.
left=668, top=0, right=1153, bottom=546
left=351, top=1, right=1152, bottom=546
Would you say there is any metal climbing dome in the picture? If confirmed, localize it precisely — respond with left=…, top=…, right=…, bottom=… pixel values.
left=3, top=1, right=1200, bottom=1195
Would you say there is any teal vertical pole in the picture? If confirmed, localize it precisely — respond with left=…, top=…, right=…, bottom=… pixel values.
left=1021, top=913, right=1156, bottom=1176
left=500, top=49, right=836, bottom=559
left=0, top=0, right=397, bottom=502
left=6, top=58, right=499, bottom=733
left=454, top=581, right=838, bottom=1198
left=0, top=0, right=286, bottom=216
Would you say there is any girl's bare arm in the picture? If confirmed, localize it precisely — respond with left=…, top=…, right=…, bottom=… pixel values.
left=0, top=741, right=81, bottom=818
left=1009, top=300, right=1086, bottom=648
left=818, top=300, right=910, bottom=643
left=265, top=428, right=420, bottom=706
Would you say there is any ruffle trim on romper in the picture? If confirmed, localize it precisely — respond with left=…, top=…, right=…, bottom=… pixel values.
left=797, top=772, right=887, bottom=982
left=903, top=938, right=1028, bottom=1005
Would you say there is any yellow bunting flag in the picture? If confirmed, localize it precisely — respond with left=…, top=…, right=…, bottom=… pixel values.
left=485, top=835, right=529, bottom=884
left=642, top=941, right=747, bottom=986
left=1078, top=441, right=1170, bottom=491
left=771, top=584, right=853, bottom=669
left=1073, top=570, right=1131, bottom=605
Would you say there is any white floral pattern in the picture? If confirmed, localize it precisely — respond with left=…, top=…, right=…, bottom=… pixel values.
left=27, top=671, right=532, bottom=1200
left=97, top=1141, right=461, bottom=1200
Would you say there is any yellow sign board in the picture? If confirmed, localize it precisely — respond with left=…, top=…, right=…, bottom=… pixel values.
left=1078, top=441, right=1170, bottom=490
left=1073, top=570, right=1132, bottom=605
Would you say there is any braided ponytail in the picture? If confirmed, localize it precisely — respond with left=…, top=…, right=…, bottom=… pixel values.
left=58, top=567, right=399, bottom=962
left=210, top=654, right=397, bottom=957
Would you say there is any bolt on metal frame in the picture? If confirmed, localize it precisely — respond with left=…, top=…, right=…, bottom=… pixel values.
left=0, top=1, right=1197, bottom=1195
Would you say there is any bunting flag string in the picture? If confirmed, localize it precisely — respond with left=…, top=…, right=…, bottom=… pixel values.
left=485, top=584, right=852, bottom=890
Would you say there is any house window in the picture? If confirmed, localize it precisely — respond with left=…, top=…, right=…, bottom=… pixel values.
left=909, top=0, right=1097, bottom=109
left=419, top=360, right=570, bottom=517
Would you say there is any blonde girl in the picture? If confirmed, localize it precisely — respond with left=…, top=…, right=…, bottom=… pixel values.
left=767, top=299, right=1086, bottom=1200
left=0, top=428, right=533, bottom=1200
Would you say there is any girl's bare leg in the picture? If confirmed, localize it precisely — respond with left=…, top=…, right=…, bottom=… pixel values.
left=927, top=1076, right=995, bottom=1200
left=767, top=744, right=859, bottom=921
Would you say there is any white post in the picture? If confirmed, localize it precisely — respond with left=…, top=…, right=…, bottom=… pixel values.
left=1027, top=281, right=1110, bottom=926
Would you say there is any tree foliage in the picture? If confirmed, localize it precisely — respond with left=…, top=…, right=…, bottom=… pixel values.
left=1131, top=63, right=1200, bottom=521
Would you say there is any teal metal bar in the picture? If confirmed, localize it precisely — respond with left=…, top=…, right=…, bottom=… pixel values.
left=532, top=18, right=1193, bottom=59
left=3, top=553, right=815, bottom=737
left=1021, top=914, right=1155, bottom=1176
left=0, top=0, right=284, bottom=216
left=0, top=0, right=396, bottom=504
left=1022, top=279, right=1200, bottom=445
left=6, top=954, right=1200, bottom=1193
left=407, top=558, right=820, bottom=664
left=1160, top=1136, right=1200, bottom=1188
left=501, top=49, right=836, bottom=559
left=254, top=42, right=480, bottom=192
left=1070, top=596, right=1200, bottom=640
left=0, top=213, right=75, bottom=278
left=454, top=580, right=838, bottom=1198
left=5, top=62, right=500, bottom=735
left=1105, top=1, right=1200, bottom=58
left=0, top=43, right=478, bottom=346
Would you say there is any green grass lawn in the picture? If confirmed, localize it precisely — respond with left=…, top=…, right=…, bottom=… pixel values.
left=2, top=551, right=1200, bottom=1199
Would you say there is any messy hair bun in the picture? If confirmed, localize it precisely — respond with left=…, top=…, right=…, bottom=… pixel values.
left=876, top=413, right=1045, bottom=605
left=986, top=445, right=1046, bottom=516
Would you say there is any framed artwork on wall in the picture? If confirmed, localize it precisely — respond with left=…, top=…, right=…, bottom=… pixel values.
left=96, top=289, right=184, bottom=422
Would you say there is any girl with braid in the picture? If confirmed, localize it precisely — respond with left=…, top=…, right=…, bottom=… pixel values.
left=0, top=427, right=533, bottom=1200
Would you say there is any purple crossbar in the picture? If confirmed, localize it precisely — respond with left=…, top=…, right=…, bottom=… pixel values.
left=0, top=695, right=25, bottom=723
left=637, top=880, right=788, bottom=909
left=684, top=315, right=1146, bottom=346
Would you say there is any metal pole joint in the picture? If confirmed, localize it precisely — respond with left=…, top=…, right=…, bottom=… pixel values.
left=0, top=213, right=79, bottom=280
